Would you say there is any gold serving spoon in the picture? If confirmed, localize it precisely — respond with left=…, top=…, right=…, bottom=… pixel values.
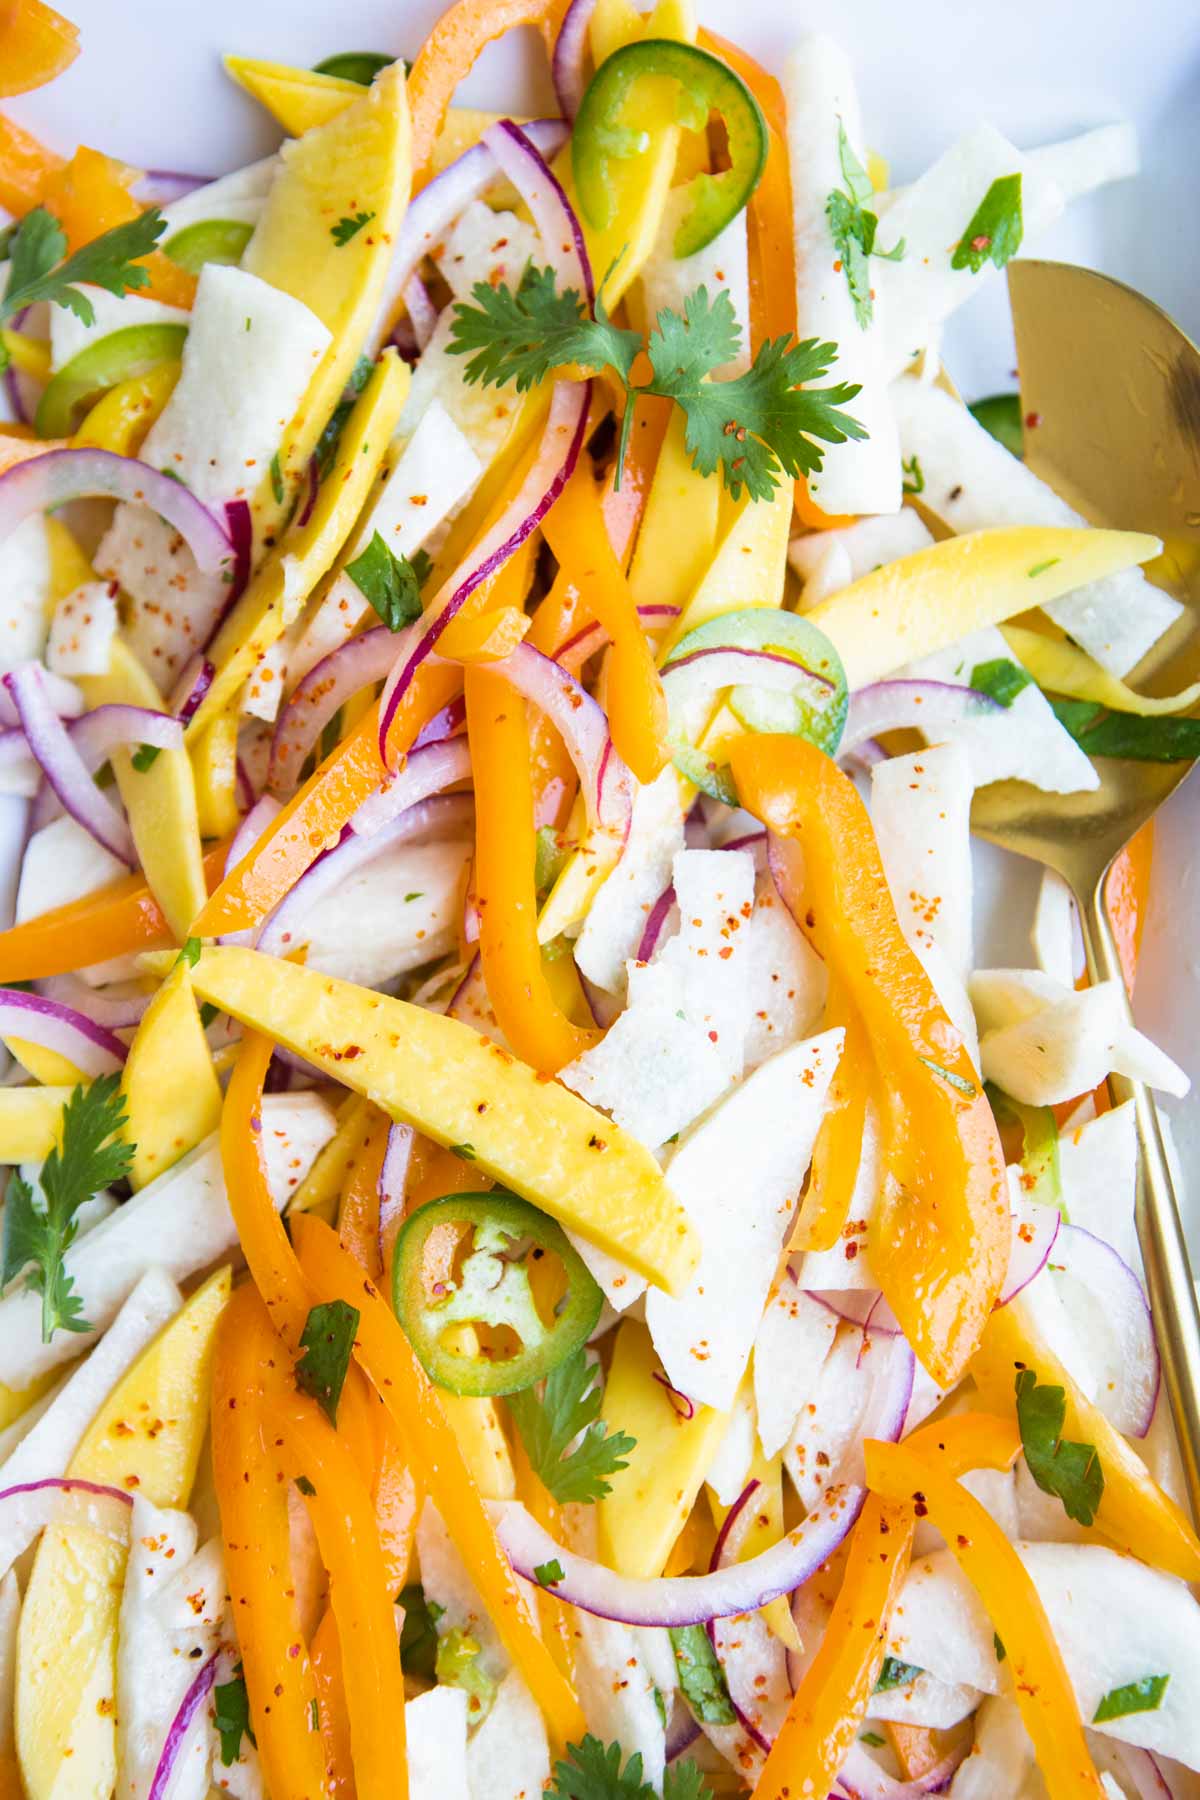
left=971, top=259, right=1200, bottom=1516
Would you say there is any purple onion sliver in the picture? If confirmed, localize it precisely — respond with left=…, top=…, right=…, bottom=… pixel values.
left=637, top=884, right=676, bottom=964
left=170, top=655, right=215, bottom=726
left=709, top=1478, right=762, bottom=1576
left=483, top=120, right=594, bottom=302
left=488, top=640, right=632, bottom=836
left=36, top=973, right=151, bottom=1031
left=269, top=626, right=397, bottom=796
left=840, top=679, right=1002, bottom=758
left=551, top=0, right=600, bottom=119
left=1054, top=1220, right=1160, bottom=1437
left=378, top=1122, right=415, bottom=1272
left=147, top=1650, right=221, bottom=1800
left=651, top=1368, right=696, bottom=1421
left=412, top=695, right=467, bottom=750
left=403, top=274, right=439, bottom=351
left=0, top=448, right=231, bottom=573
left=0, top=984, right=128, bottom=1074
left=4, top=664, right=134, bottom=864
left=664, top=1709, right=701, bottom=1763
left=221, top=498, right=253, bottom=610
left=296, top=455, right=320, bottom=530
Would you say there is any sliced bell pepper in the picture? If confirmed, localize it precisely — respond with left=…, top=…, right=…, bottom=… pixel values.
left=0, top=838, right=228, bottom=982
left=1107, top=822, right=1153, bottom=995
left=337, top=1104, right=390, bottom=1279
left=211, top=1283, right=332, bottom=1800
left=574, top=38, right=766, bottom=257
left=0, top=110, right=62, bottom=215
left=268, top=1388, right=410, bottom=1800
left=790, top=975, right=872, bottom=1253
left=866, top=1437, right=1105, bottom=1800
left=902, top=1408, right=1022, bottom=1476
left=71, top=358, right=180, bottom=456
left=0, top=327, right=49, bottom=380
left=292, top=1211, right=587, bottom=1747
left=0, top=0, right=79, bottom=97
left=309, top=1609, right=354, bottom=1799
left=406, top=0, right=563, bottom=188
left=40, top=146, right=197, bottom=308
left=730, top=734, right=1009, bottom=1386
left=971, top=1297, right=1200, bottom=1583
left=541, top=463, right=668, bottom=785
left=465, top=664, right=600, bottom=1071
left=221, top=1029, right=314, bottom=1345
left=754, top=1495, right=915, bottom=1800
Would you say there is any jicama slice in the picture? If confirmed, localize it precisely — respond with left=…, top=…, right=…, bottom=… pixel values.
left=864, top=1669, right=982, bottom=1729
left=871, top=741, right=974, bottom=981
left=739, top=873, right=827, bottom=1069
left=573, top=766, right=686, bottom=996
left=783, top=1326, right=871, bottom=1511
left=789, top=507, right=934, bottom=607
left=782, top=35, right=900, bottom=516
left=416, top=1500, right=509, bottom=1681
left=646, top=1031, right=842, bottom=1411
left=291, top=837, right=470, bottom=989
left=971, top=969, right=1189, bottom=1105
left=44, top=580, right=117, bottom=678
left=1032, top=866, right=1083, bottom=988
left=948, top=1696, right=1040, bottom=1800
left=155, top=156, right=275, bottom=235
left=1020, top=120, right=1139, bottom=203
left=1058, top=1101, right=1138, bottom=1267
left=753, top=1279, right=838, bottom=1460
left=0, top=518, right=51, bottom=675
left=465, top=1672, right=550, bottom=1800
left=571, top=1612, right=667, bottom=1790
left=891, top=375, right=1183, bottom=675
left=406, top=1686, right=470, bottom=1800
left=16, top=814, right=126, bottom=933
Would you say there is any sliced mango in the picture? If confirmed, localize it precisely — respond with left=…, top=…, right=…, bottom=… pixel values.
left=598, top=1318, right=728, bottom=1578
left=189, top=352, right=410, bottom=735
left=79, top=637, right=206, bottom=941
left=43, top=515, right=95, bottom=604
left=806, top=525, right=1161, bottom=692
left=627, top=407, right=720, bottom=618
left=70, top=360, right=180, bottom=457
left=121, top=958, right=221, bottom=1189
left=0, top=1365, right=61, bottom=1433
left=224, top=54, right=362, bottom=135
left=189, top=708, right=240, bottom=839
left=658, top=478, right=793, bottom=656
left=288, top=1092, right=373, bottom=1222
left=4, top=1039, right=86, bottom=1085
left=149, top=944, right=699, bottom=1294
left=15, top=1267, right=230, bottom=1800
left=241, top=62, right=411, bottom=521
left=0, top=1084, right=75, bottom=1161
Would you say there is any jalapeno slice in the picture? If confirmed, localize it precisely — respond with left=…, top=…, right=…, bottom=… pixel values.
left=391, top=1191, right=604, bottom=1396
left=572, top=39, right=768, bottom=258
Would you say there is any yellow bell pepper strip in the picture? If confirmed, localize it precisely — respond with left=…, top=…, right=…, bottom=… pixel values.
left=211, top=1284, right=330, bottom=1800
left=407, top=0, right=563, bottom=189
left=0, top=0, right=79, bottom=97
left=121, top=956, right=221, bottom=1188
left=40, top=146, right=197, bottom=308
left=71, top=359, right=180, bottom=456
left=0, top=109, right=62, bottom=214
left=292, top=1212, right=587, bottom=1747
left=190, top=353, right=410, bottom=739
left=374, top=1429, right=422, bottom=1596
left=222, top=1029, right=314, bottom=1346
left=730, top=734, right=1009, bottom=1387
left=268, top=1388, right=410, bottom=1800
left=309, top=1610, right=355, bottom=1800
left=865, top=1437, right=1106, bottom=1800
left=902, top=1409, right=1022, bottom=1476
left=754, top=1495, right=916, bottom=1800
left=541, top=464, right=669, bottom=785
left=0, top=838, right=229, bottom=982
left=790, top=975, right=872, bottom=1253
left=971, top=1298, right=1200, bottom=1583
left=465, top=665, right=601, bottom=1072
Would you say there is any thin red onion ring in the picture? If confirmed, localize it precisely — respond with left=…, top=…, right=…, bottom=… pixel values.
left=222, top=498, right=253, bottom=607
left=487, top=640, right=633, bottom=835
left=147, top=1649, right=221, bottom=1800
left=1055, top=1221, right=1159, bottom=1437
left=998, top=1192, right=1060, bottom=1306
left=0, top=1475, right=133, bottom=1573
left=36, top=973, right=151, bottom=1031
left=378, top=1122, right=415, bottom=1274
left=552, top=0, right=601, bottom=120
left=0, top=666, right=82, bottom=727
left=0, top=449, right=232, bottom=576
left=483, top=119, right=594, bottom=301
left=840, top=679, right=1001, bottom=759
left=168, top=655, right=215, bottom=725
left=837, top=1738, right=971, bottom=1798
left=637, top=884, right=676, bottom=963
left=5, top=664, right=133, bottom=863
left=0, top=984, right=128, bottom=1072
left=269, top=626, right=397, bottom=796
left=554, top=603, right=681, bottom=674
left=651, top=1367, right=695, bottom=1420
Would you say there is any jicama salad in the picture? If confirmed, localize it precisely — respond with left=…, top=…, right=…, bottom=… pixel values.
left=0, top=0, right=1196, bottom=1796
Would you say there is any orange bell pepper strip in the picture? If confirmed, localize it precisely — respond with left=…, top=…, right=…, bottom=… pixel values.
left=221, top=1029, right=314, bottom=1345
left=865, top=1437, right=1105, bottom=1800
left=0, top=0, right=79, bottom=97
left=0, top=837, right=229, bottom=982
left=0, top=110, right=63, bottom=213
left=1107, top=821, right=1153, bottom=995
left=211, top=1285, right=328, bottom=1800
left=40, top=146, right=197, bottom=308
left=792, top=484, right=857, bottom=532
left=971, top=1297, right=1200, bottom=1583
left=729, top=734, right=1009, bottom=1386
left=407, top=0, right=562, bottom=188
left=464, top=665, right=599, bottom=1072
left=373, top=1431, right=421, bottom=1594
left=309, top=1611, right=354, bottom=1800
left=790, top=974, right=872, bottom=1253
left=753, top=1494, right=915, bottom=1800
left=267, top=1388, right=410, bottom=1800
left=541, top=463, right=669, bottom=785
left=292, top=1211, right=587, bottom=1748
left=337, top=1105, right=390, bottom=1282
left=903, top=1409, right=1022, bottom=1477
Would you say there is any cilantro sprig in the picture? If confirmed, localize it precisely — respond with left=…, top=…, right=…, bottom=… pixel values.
left=345, top=531, right=424, bottom=631
left=825, top=120, right=905, bottom=329
left=1, top=1076, right=134, bottom=1344
left=1015, top=1368, right=1104, bottom=1527
left=951, top=173, right=1023, bottom=274
left=508, top=1346, right=635, bottom=1505
left=548, top=1737, right=712, bottom=1800
left=0, top=206, right=168, bottom=371
left=448, top=266, right=867, bottom=503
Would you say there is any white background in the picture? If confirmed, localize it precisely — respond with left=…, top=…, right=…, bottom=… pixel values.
left=9, top=0, right=1200, bottom=1198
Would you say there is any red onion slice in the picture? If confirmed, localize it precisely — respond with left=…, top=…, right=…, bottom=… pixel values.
left=219, top=795, right=282, bottom=948
left=0, top=984, right=128, bottom=1072
left=651, top=1368, right=695, bottom=1420
left=841, top=680, right=1001, bottom=759
left=147, top=1649, right=221, bottom=1800
left=1054, top=1221, right=1160, bottom=1437
left=704, top=1478, right=790, bottom=1760
left=0, top=668, right=82, bottom=726
left=376, top=380, right=591, bottom=768
left=554, top=604, right=680, bottom=673
left=997, top=1192, right=1060, bottom=1305
left=483, top=120, right=593, bottom=301
left=665, top=1709, right=702, bottom=1763
left=490, top=1485, right=865, bottom=1626
left=169, top=656, right=215, bottom=726
left=70, top=704, right=184, bottom=770
left=378, top=1122, right=415, bottom=1273
left=268, top=627, right=398, bottom=797
left=413, top=695, right=467, bottom=749
left=223, top=498, right=252, bottom=605
left=36, top=973, right=151, bottom=1031
left=837, top=1738, right=970, bottom=1797
left=488, top=641, right=632, bottom=836
left=5, top=664, right=134, bottom=863
left=349, top=736, right=473, bottom=840
left=0, top=449, right=232, bottom=576
left=808, top=1290, right=901, bottom=1335
left=1115, top=1745, right=1175, bottom=1799
left=404, top=274, right=440, bottom=352
left=0, top=1475, right=132, bottom=1570
left=136, top=168, right=211, bottom=204
left=552, top=0, right=601, bottom=120
left=637, top=884, right=677, bottom=963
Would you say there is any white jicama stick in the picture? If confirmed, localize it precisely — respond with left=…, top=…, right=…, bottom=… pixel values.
left=1020, top=120, right=1139, bottom=204
left=871, top=741, right=974, bottom=981
left=639, top=189, right=751, bottom=377
left=891, top=375, right=1182, bottom=674
left=0, top=1570, right=17, bottom=1760
left=45, top=580, right=119, bottom=679
left=782, top=35, right=901, bottom=516
left=789, top=506, right=933, bottom=605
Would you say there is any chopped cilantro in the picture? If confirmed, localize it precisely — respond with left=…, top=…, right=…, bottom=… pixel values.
left=534, top=1557, right=565, bottom=1587
left=214, top=1663, right=256, bottom=1766
left=0, top=206, right=168, bottom=369
left=269, top=451, right=284, bottom=505
left=1015, top=1368, right=1104, bottom=1526
left=970, top=657, right=1033, bottom=707
left=901, top=452, right=925, bottom=495
left=1093, top=1674, right=1169, bottom=1722
left=131, top=743, right=161, bottom=771
left=874, top=1656, right=923, bottom=1693
left=295, top=1298, right=359, bottom=1425
left=398, top=1583, right=442, bottom=1677
left=179, top=936, right=202, bottom=968
left=344, top=530, right=424, bottom=632
left=509, top=1346, right=636, bottom=1505
left=824, top=119, right=905, bottom=330
left=331, top=210, right=375, bottom=246
left=295, top=1474, right=317, bottom=1497
left=951, top=173, right=1023, bottom=273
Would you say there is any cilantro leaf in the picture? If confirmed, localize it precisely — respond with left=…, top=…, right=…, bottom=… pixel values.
left=130, top=743, right=161, bottom=771
left=534, top=1558, right=565, bottom=1587
left=295, top=1299, right=360, bottom=1424
left=874, top=1655, right=923, bottom=1692
left=547, top=1736, right=653, bottom=1800
left=970, top=657, right=1032, bottom=708
left=663, top=1765, right=714, bottom=1800
left=901, top=452, right=925, bottom=495
left=951, top=173, right=1023, bottom=274
left=398, top=1582, right=442, bottom=1677
left=668, top=1625, right=735, bottom=1724
left=1093, top=1674, right=1169, bottom=1722
left=824, top=122, right=904, bottom=329
left=331, top=210, right=375, bottom=246
left=0, top=206, right=167, bottom=335
left=1046, top=698, right=1200, bottom=764
left=1015, top=1368, right=1104, bottom=1527
left=345, top=530, right=424, bottom=631
left=0, top=1075, right=133, bottom=1344
left=508, top=1346, right=635, bottom=1505
left=448, top=263, right=640, bottom=393
left=213, top=1663, right=256, bottom=1766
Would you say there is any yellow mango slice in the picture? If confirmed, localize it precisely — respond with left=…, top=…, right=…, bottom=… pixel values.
left=0, top=1085, right=75, bottom=1161
left=189, top=352, right=410, bottom=735
left=224, top=54, right=362, bottom=135
left=240, top=62, right=411, bottom=524
left=16, top=1267, right=230, bottom=1800
left=44, top=516, right=96, bottom=604
left=189, top=708, right=240, bottom=839
left=806, top=525, right=1162, bottom=692
left=599, top=1318, right=728, bottom=1578
left=4, top=1040, right=86, bottom=1086
left=1001, top=622, right=1200, bottom=717
left=149, top=945, right=699, bottom=1294
left=288, top=1092, right=373, bottom=1222
left=659, top=479, right=793, bottom=656
left=627, top=408, right=720, bottom=618
left=122, top=959, right=221, bottom=1189
left=71, top=361, right=180, bottom=458
left=79, top=638, right=206, bottom=941
left=0, top=1365, right=61, bottom=1433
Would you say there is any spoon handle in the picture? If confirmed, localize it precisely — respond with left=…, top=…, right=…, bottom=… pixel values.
left=1081, top=867, right=1200, bottom=1524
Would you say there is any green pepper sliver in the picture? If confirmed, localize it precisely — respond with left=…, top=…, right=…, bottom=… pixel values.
left=162, top=218, right=255, bottom=276
left=36, top=321, right=189, bottom=439
left=572, top=39, right=768, bottom=258
left=391, top=1191, right=603, bottom=1397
